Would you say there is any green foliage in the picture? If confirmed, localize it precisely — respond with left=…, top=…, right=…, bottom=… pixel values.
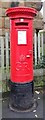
left=34, top=56, right=45, bottom=69
left=34, top=76, right=44, bottom=87
left=2, top=80, right=10, bottom=92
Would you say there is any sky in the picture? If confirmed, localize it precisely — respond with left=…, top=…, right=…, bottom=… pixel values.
left=41, top=0, right=45, bottom=14
left=41, top=0, right=45, bottom=1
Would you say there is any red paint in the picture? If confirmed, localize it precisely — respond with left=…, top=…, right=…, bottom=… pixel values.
left=6, top=7, right=37, bottom=83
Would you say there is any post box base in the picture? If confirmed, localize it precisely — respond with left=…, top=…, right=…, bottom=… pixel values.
left=9, top=80, right=38, bottom=112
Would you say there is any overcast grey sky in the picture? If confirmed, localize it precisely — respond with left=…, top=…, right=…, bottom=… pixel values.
left=41, top=0, right=45, bottom=1
left=40, top=0, right=45, bottom=15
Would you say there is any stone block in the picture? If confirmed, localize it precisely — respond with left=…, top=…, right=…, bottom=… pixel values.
left=24, top=2, right=42, bottom=11
left=33, top=19, right=44, bottom=29
left=18, top=1, right=25, bottom=7
left=2, top=2, right=11, bottom=8
left=24, top=2, right=32, bottom=7
left=0, top=29, right=5, bottom=36
left=0, top=8, right=2, bottom=17
left=5, top=17, right=10, bottom=29
left=0, top=8, right=7, bottom=17
left=5, top=28, right=10, bottom=34
left=0, top=1, right=2, bottom=8
left=0, top=17, right=5, bottom=28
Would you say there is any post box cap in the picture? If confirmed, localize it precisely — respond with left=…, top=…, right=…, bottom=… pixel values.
left=6, top=7, right=37, bottom=19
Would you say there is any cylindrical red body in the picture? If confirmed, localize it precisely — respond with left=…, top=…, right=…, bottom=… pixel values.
left=11, top=19, right=33, bottom=83
left=6, top=7, right=37, bottom=83
left=6, top=7, right=37, bottom=111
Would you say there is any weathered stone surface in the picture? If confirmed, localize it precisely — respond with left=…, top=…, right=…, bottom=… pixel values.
left=0, top=8, right=2, bottom=17
left=24, top=1, right=42, bottom=11
left=0, top=1, right=44, bottom=33
left=2, top=2, right=11, bottom=8
left=0, top=1, right=2, bottom=8
left=5, top=17, right=10, bottom=29
left=33, top=19, right=44, bottom=29
left=34, top=69, right=44, bottom=76
left=18, top=1, right=25, bottom=7
left=5, top=28, right=10, bottom=33
left=0, top=8, right=7, bottom=17
left=0, top=17, right=5, bottom=28
left=0, top=29, right=5, bottom=36
left=33, top=11, right=44, bottom=29
left=35, top=12, right=43, bottom=20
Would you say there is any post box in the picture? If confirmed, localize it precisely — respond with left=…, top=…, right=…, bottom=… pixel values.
left=6, top=7, right=37, bottom=111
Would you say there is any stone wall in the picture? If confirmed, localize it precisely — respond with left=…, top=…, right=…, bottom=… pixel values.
left=0, top=1, right=12, bottom=38
left=0, top=1, right=44, bottom=39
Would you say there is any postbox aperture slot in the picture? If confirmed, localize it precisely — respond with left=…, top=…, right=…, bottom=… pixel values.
left=15, top=22, right=28, bottom=26
left=18, top=30, right=27, bottom=45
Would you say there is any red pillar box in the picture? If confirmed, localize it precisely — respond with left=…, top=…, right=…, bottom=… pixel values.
left=6, top=7, right=37, bottom=111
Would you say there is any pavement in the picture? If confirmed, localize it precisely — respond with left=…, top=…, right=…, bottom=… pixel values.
left=0, top=89, right=45, bottom=119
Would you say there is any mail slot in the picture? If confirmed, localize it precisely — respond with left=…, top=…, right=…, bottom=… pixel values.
left=6, top=7, right=37, bottom=111
left=15, top=22, right=28, bottom=26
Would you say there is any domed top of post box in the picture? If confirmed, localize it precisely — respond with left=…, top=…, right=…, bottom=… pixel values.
left=6, top=7, right=37, bottom=19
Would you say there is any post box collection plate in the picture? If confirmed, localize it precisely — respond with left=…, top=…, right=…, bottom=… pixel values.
left=18, top=30, right=26, bottom=44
